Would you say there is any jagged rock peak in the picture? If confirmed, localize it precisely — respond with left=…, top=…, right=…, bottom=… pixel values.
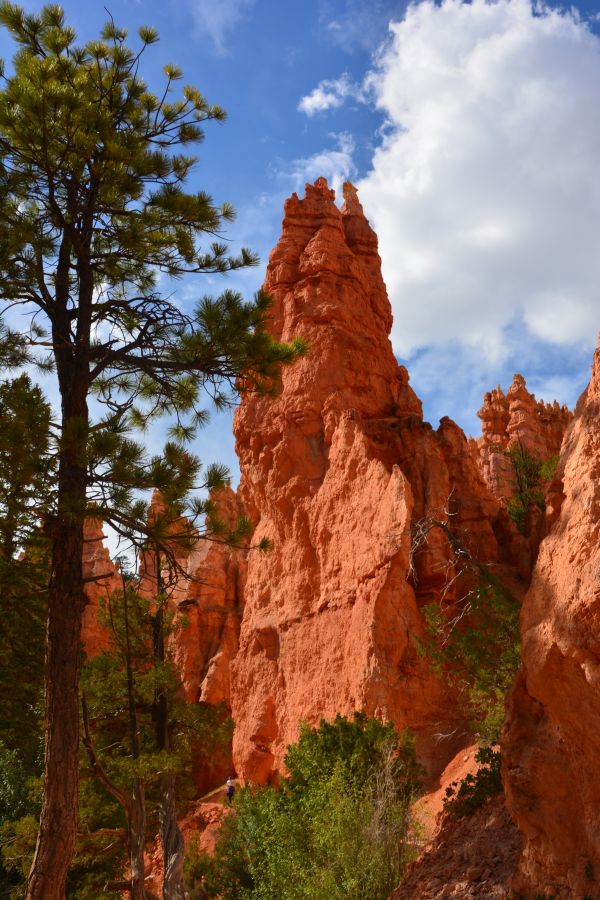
left=267, top=179, right=383, bottom=305
left=229, top=181, right=512, bottom=785
left=475, top=373, right=572, bottom=499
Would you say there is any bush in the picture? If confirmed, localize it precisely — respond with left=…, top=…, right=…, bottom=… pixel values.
left=419, top=570, right=520, bottom=742
left=443, top=746, right=502, bottom=817
left=504, top=443, right=557, bottom=533
left=185, top=714, right=422, bottom=900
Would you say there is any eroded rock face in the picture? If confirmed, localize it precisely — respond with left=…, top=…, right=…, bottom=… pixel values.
left=231, top=179, right=514, bottom=783
left=503, top=339, right=600, bottom=898
left=137, top=488, right=246, bottom=712
left=475, top=375, right=571, bottom=500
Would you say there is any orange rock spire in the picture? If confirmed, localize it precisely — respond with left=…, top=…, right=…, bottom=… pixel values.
left=475, top=373, right=572, bottom=499
left=230, top=179, right=504, bottom=783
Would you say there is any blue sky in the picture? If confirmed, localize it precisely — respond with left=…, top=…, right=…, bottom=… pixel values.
left=2, top=0, right=600, bottom=488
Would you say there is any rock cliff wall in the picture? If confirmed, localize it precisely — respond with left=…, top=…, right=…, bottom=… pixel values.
left=78, top=181, right=600, bottom=900
left=503, top=339, right=600, bottom=899
left=230, top=179, right=524, bottom=784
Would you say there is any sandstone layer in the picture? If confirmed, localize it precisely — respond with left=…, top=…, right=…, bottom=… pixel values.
left=230, top=179, right=521, bottom=784
left=503, top=339, right=600, bottom=898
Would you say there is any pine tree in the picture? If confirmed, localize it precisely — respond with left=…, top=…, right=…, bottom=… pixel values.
left=0, top=6, right=304, bottom=896
left=0, top=375, right=51, bottom=897
left=0, top=375, right=52, bottom=764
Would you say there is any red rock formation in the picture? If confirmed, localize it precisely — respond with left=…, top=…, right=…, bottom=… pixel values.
left=230, top=179, right=513, bottom=784
left=503, top=339, right=600, bottom=898
left=81, top=516, right=120, bottom=657
left=475, top=374, right=571, bottom=500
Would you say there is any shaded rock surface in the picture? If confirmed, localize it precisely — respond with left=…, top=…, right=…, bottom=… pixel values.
left=391, top=795, right=521, bottom=900
left=139, top=487, right=247, bottom=794
left=503, top=338, right=600, bottom=899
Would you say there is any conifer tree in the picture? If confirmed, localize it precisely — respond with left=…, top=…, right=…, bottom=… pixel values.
left=80, top=566, right=229, bottom=900
left=0, top=374, right=52, bottom=764
left=0, top=6, right=303, bottom=896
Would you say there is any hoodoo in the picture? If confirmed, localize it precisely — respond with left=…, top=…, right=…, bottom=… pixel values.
left=230, top=178, right=528, bottom=783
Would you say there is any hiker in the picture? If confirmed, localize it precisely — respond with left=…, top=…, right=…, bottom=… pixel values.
left=226, top=777, right=235, bottom=805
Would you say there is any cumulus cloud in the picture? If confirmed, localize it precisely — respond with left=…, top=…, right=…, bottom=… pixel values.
left=281, top=132, right=357, bottom=200
left=298, top=73, right=363, bottom=116
left=357, top=0, right=600, bottom=359
left=189, top=0, right=254, bottom=53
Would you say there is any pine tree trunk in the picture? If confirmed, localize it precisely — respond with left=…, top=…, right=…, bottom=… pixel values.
left=26, top=307, right=90, bottom=899
left=129, top=778, right=148, bottom=900
left=26, top=514, right=86, bottom=899
left=152, top=582, right=186, bottom=900
left=160, top=775, right=185, bottom=900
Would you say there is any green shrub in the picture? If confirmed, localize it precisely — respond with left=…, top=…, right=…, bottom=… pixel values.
left=185, top=714, right=422, bottom=900
left=443, top=745, right=502, bottom=817
left=419, top=570, right=520, bottom=742
left=504, top=443, right=557, bottom=533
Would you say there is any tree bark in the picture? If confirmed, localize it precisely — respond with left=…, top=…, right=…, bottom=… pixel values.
left=160, top=775, right=185, bottom=900
left=129, top=778, right=148, bottom=900
left=26, top=266, right=91, bottom=897
left=26, top=513, right=86, bottom=899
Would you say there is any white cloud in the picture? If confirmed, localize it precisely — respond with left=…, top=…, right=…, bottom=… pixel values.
left=356, top=0, right=600, bottom=358
left=189, top=0, right=254, bottom=53
left=298, top=73, right=364, bottom=116
left=281, top=132, right=357, bottom=201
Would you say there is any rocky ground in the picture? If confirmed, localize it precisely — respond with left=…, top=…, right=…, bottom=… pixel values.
left=392, top=795, right=522, bottom=899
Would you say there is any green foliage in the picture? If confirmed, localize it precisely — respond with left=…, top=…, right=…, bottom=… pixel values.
left=419, top=570, right=520, bottom=741
left=185, top=714, right=422, bottom=900
left=0, top=375, right=54, bottom=555
left=0, top=744, right=32, bottom=825
left=504, top=443, right=555, bottom=533
left=0, top=377, right=51, bottom=895
left=442, top=746, right=502, bottom=817
left=0, top=813, right=38, bottom=896
left=82, top=583, right=231, bottom=795
left=0, top=530, right=47, bottom=765
left=0, top=378, right=53, bottom=747
left=78, top=582, right=232, bottom=892
left=0, top=3, right=305, bottom=552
